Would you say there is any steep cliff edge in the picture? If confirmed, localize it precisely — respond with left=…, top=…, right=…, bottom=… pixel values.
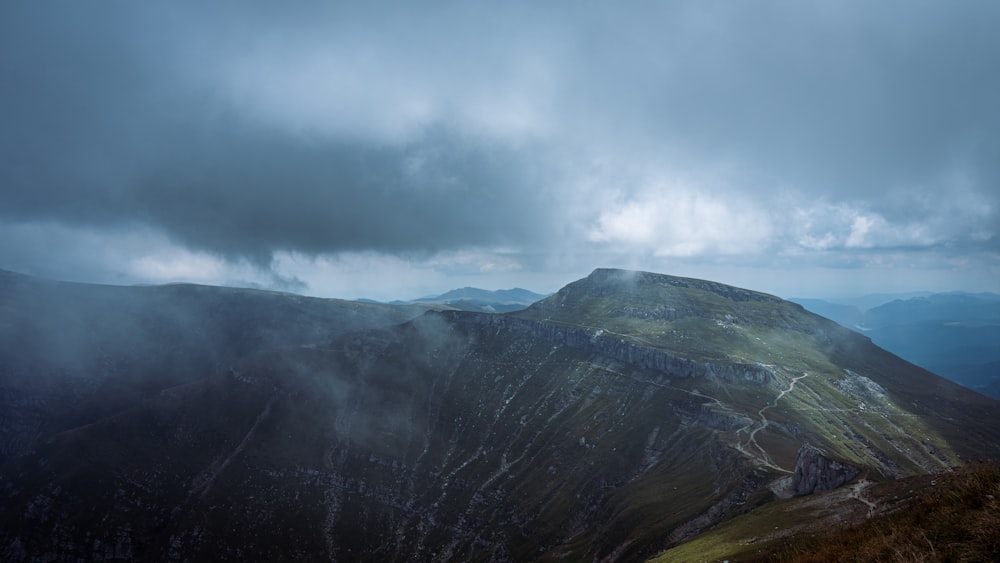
left=792, top=444, right=861, bottom=496
left=439, top=310, right=777, bottom=384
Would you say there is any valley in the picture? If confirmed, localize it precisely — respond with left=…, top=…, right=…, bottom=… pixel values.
left=793, top=293, right=1000, bottom=399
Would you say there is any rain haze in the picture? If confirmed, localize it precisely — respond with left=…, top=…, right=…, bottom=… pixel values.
left=1, top=1, right=997, bottom=301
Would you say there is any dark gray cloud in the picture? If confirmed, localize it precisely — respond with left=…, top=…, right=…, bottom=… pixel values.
left=0, top=1, right=997, bottom=295
left=130, top=123, right=554, bottom=263
left=0, top=2, right=557, bottom=265
left=569, top=2, right=1000, bottom=191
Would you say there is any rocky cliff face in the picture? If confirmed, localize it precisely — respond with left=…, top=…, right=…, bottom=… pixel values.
left=792, top=444, right=861, bottom=496
left=441, top=311, right=777, bottom=385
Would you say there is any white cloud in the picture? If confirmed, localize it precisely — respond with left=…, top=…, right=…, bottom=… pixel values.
left=788, top=193, right=993, bottom=254
left=128, top=252, right=229, bottom=284
left=588, top=185, right=773, bottom=257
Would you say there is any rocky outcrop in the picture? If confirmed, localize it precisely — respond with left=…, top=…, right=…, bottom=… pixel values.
left=792, top=444, right=860, bottom=496
left=694, top=405, right=753, bottom=431
left=437, top=311, right=775, bottom=385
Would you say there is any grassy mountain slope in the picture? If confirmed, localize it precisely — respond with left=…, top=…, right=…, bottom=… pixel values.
left=658, top=463, right=1000, bottom=562
left=2, top=268, right=999, bottom=561
left=514, top=270, right=1000, bottom=473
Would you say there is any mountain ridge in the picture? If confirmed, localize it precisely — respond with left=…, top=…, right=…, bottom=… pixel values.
left=0, top=267, right=433, bottom=463
left=412, top=286, right=547, bottom=303
left=1, top=267, right=998, bottom=561
left=381, top=286, right=549, bottom=313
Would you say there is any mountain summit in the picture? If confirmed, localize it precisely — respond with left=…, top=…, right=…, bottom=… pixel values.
left=515, top=269, right=999, bottom=469
left=1, top=268, right=998, bottom=561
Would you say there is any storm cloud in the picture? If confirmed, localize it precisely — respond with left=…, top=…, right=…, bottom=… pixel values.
left=1, top=1, right=997, bottom=298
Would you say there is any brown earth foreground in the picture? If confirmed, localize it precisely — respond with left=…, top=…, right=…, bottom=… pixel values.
left=655, top=462, right=1000, bottom=562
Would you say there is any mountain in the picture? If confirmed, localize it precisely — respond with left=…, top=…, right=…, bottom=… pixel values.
left=866, top=292, right=1000, bottom=325
left=421, top=287, right=547, bottom=305
left=816, top=292, right=933, bottom=312
left=793, top=293, right=1000, bottom=398
left=787, top=298, right=865, bottom=329
left=395, top=286, right=549, bottom=313
left=0, top=268, right=431, bottom=463
left=2, top=268, right=999, bottom=561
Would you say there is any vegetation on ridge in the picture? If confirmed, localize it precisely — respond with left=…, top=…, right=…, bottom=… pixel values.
left=770, top=463, right=1000, bottom=563
left=657, top=463, right=1000, bottom=562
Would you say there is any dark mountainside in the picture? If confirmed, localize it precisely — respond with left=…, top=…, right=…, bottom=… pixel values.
left=0, top=268, right=431, bottom=463
left=2, top=268, right=999, bottom=561
left=793, top=293, right=1000, bottom=399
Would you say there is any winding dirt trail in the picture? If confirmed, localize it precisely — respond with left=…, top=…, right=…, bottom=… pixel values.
left=737, top=373, right=809, bottom=473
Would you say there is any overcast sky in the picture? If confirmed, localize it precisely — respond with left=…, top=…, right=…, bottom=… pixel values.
left=1, top=1, right=997, bottom=300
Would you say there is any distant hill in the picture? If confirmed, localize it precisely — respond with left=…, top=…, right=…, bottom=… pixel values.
left=793, top=292, right=1000, bottom=399
left=386, top=286, right=549, bottom=313
left=788, top=298, right=866, bottom=329
left=818, top=292, right=934, bottom=312
left=3, top=268, right=1000, bottom=561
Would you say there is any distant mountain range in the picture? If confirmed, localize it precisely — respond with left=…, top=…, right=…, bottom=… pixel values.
left=375, top=286, right=549, bottom=313
left=2, top=268, right=999, bottom=561
left=792, top=292, right=1000, bottom=399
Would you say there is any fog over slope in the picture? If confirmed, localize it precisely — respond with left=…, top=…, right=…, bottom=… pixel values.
left=0, top=268, right=430, bottom=462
